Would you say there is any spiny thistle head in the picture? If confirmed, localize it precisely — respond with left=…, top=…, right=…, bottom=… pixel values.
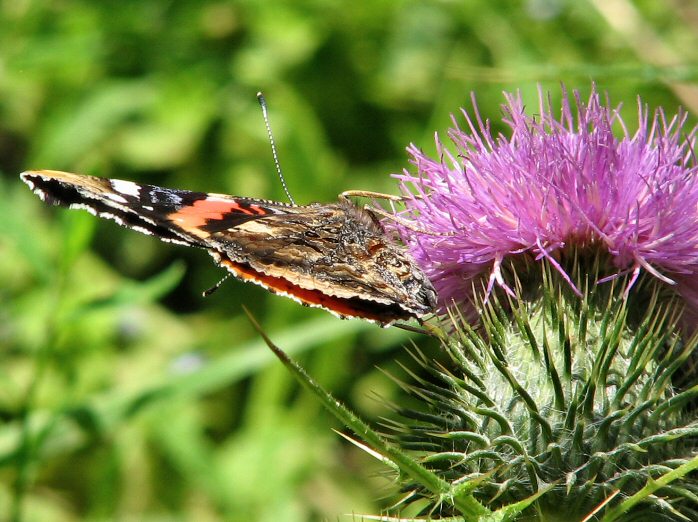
left=390, top=261, right=698, bottom=519
left=380, top=87, right=698, bottom=520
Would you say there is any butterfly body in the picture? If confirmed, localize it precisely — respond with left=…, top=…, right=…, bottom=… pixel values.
left=21, top=170, right=437, bottom=325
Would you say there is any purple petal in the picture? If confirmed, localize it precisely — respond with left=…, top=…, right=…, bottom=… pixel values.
left=391, top=86, right=698, bottom=316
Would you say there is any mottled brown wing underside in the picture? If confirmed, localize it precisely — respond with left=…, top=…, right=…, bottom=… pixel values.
left=202, top=202, right=437, bottom=323
left=21, top=170, right=437, bottom=325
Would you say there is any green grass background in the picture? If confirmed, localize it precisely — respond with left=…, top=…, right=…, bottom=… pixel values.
left=1, top=1, right=697, bottom=520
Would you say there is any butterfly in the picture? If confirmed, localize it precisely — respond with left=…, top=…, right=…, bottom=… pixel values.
left=21, top=169, right=437, bottom=326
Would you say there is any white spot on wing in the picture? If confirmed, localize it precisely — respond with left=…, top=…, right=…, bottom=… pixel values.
left=152, top=189, right=182, bottom=206
left=111, top=179, right=141, bottom=198
left=105, top=193, right=128, bottom=203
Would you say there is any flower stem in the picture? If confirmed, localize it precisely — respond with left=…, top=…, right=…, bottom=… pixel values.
left=245, top=308, right=490, bottom=518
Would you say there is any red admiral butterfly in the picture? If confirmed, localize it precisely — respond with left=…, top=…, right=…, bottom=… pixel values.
left=21, top=169, right=437, bottom=325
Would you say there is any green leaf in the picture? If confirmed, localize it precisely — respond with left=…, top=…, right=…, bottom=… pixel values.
left=246, top=309, right=490, bottom=519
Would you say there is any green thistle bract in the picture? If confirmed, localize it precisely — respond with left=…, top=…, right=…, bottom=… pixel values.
left=391, top=257, right=698, bottom=520
left=381, top=87, right=698, bottom=520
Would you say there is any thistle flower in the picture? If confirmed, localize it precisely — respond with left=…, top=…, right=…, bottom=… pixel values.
left=393, top=87, right=698, bottom=321
left=260, top=87, right=698, bottom=520
left=376, top=87, right=698, bottom=520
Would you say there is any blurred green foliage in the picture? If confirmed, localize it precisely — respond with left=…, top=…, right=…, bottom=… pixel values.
left=0, top=0, right=696, bottom=520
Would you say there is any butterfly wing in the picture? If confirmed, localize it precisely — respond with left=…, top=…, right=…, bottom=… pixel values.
left=20, top=170, right=291, bottom=247
left=196, top=200, right=437, bottom=323
left=21, top=170, right=437, bottom=324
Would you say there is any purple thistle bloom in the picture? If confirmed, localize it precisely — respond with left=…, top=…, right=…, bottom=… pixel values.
left=393, top=86, right=698, bottom=316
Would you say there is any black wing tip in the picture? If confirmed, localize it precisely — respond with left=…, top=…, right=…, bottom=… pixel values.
left=20, top=170, right=54, bottom=192
left=20, top=170, right=84, bottom=206
left=20, top=170, right=39, bottom=185
left=20, top=171, right=54, bottom=203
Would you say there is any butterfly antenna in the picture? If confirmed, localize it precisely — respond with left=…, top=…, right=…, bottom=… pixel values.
left=257, top=92, right=296, bottom=205
left=202, top=273, right=231, bottom=297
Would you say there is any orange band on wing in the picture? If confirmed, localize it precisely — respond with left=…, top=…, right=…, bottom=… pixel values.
left=168, top=199, right=255, bottom=228
left=249, top=204, right=267, bottom=215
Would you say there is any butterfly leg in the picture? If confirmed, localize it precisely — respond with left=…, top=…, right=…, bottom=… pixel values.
left=341, top=191, right=454, bottom=237
left=339, top=190, right=406, bottom=228
left=339, top=190, right=405, bottom=202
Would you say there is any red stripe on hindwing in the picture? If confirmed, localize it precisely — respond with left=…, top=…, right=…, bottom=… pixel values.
left=216, top=256, right=399, bottom=323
